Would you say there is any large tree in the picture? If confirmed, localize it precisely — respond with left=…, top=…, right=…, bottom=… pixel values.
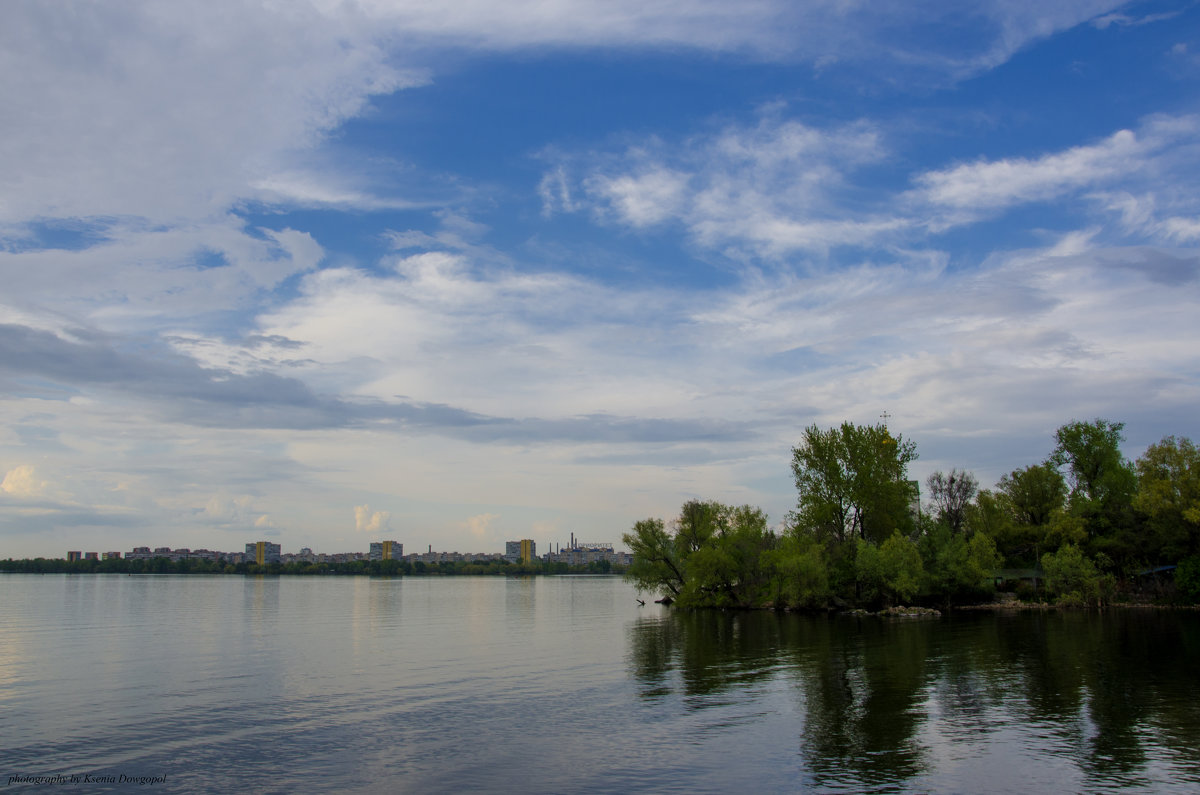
left=1135, top=435, right=1200, bottom=562
left=1050, top=418, right=1138, bottom=561
left=1051, top=419, right=1136, bottom=513
left=791, top=422, right=918, bottom=545
left=990, top=462, right=1069, bottom=566
left=622, top=518, right=686, bottom=598
left=926, top=469, right=978, bottom=534
left=622, top=501, right=777, bottom=606
left=998, top=463, right=1066, bottom=528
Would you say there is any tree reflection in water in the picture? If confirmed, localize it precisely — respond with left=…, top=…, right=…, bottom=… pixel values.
left=627, top=608, right=1200, bottom=793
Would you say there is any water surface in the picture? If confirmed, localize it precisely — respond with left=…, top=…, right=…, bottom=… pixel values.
left=2, top=574, right=1198, bottom=793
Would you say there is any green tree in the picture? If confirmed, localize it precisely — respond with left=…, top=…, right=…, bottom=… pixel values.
left=922, top=525, right=1000, bottom=603
left=999, top=463, right=1067, bottom=527
left=992, top=463, right=1067, bottom=565
left=623, top=518, right=687, bottom=599
left=1175, top=555, right=1200, bottom=602
left=856, top=533, right=924, bottom=606
left=1052, top=419, right=1137, bottom=508
left=1041, top=543, right=1113, bottom=606
left=792, top=422, right=918, bottom=545
left=766, top=533, right=829, bottom=608
left=964, top=489, right=1014, bottom=542
left=1050, top=419, right=1140, bottom=565
left=677, top=504, right=775, bottom=607
left=1134, top=435, right=1200, bottom=562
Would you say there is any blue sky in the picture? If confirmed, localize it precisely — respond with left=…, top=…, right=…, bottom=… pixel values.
left=2, top=0, right=1198, bottom=557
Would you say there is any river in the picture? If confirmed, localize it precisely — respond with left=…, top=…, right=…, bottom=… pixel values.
left=2, top=573, right=1198, bottom=793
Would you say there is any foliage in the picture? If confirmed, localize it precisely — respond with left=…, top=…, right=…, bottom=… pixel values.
left=921, top=525, right=1000, bottom=603
left=1051, top=419, right=1137, bottom=508
left=925, top=469, right=978, bottom=533
left=676, top=504, right=775, bottom=607
left=998, top=463, right=1066, bottom=527
left=855, top=533, right=924, bottom=606
left=623, top=517, right=687, bottom=598
left=1175, top=555, right=1200, bottom=603
left=1040, top=544, right=1113, bottom=606
left=1135, top=436, right=1200, bottom=561
left=791, top=422, right=918, bottom=545
left=766, top=534, right=829, bottom=609
left=624, top=501, right=778, bottom=607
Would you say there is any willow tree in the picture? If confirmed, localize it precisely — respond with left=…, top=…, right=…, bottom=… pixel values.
left=623, top=501, right=778, bottom=607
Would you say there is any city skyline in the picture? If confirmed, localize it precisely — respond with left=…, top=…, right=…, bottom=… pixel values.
left=2, top=1, right=1199, bottom=558
left=49, top=534, right=626, bottom=565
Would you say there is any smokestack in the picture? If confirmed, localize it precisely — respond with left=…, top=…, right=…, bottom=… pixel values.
left=428, top=544, right=431, bottom=553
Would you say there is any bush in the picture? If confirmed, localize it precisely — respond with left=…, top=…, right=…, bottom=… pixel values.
left=1041, top=544, right=1114, bottom=606
left=1014, top=581, right=1040, bottom=602
left=1176, top=555, right=1200, bottom=602
left=1055, top=592, right=1088, bottom=609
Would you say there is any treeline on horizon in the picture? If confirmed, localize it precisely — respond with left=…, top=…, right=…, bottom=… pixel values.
left=624, top=419, right=1200, bottom=609
left=0, top=556, right=624, bottom=577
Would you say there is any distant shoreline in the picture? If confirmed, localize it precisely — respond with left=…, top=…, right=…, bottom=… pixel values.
left=0, top=557, right=625, bottom=577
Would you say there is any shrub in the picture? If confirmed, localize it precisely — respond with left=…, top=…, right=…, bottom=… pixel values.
left=1176, top=555, right=1200, bottom=603
left=1041, top=544, right=1113, bottom=606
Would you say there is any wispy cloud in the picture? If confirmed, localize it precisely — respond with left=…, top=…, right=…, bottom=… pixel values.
left=550, top=112, right=1200, bottom=260
left=911, top=116, right=1200, bottom=225
left=548, top=115, right=897, bottom=259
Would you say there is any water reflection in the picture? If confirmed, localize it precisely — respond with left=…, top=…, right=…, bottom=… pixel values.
left=628, top=609, right=1200, bottom=793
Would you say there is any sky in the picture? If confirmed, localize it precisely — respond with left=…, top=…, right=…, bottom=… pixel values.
left=2, top=0, right=1199, bottom=558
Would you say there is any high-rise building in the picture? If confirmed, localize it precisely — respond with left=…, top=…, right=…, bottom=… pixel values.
left=505, top=539, right=535, bottom=563
left=369, top=540, right=402, bottom=561
left=246, top=541, right=281, bottom=565
left=66, top=551, right=82, bottom=562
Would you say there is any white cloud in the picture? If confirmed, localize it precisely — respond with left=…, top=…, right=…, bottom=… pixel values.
left=586, top=168, right=691, bottom=228
left=553, top=115, right=897, bottom=258
left=462, top=512, right=500, bottom=540
left=0, top=1, right=420, bottom=226
left=354, top=504, right=391, bottom=534
left=911, top=116, right=1200, bottom=223
left=3, top=227, right=1197, bottom=554
left=0, top=1, right=1124, bottom=234
left=914, top=129, right=1143, bottom=211
left=200, top=494, right=261, bottom=527
left=1, top=465, right=46, bottom=498
left=1161, top=217, right=1200, bottom=242
left=0, top=219, right=325, bottom=332
left=554, top=113, right=1200, bottom=259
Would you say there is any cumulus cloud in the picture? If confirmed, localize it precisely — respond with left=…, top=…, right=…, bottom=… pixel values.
left=462, top=513, right=500, bottom=540
left=1, top=465, right=46, bottom=498
left=354, top=504, right=391, bottom=534
left=199, top=494, right=270, bottom=528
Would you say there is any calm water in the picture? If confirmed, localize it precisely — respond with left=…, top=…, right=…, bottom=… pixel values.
left=2, top=574, right=1199, bottom=793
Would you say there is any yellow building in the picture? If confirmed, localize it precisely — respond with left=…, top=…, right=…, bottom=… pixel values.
left=246, top=541, right=281, bottom=565
left=369, top=540, right=403, bottom=561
